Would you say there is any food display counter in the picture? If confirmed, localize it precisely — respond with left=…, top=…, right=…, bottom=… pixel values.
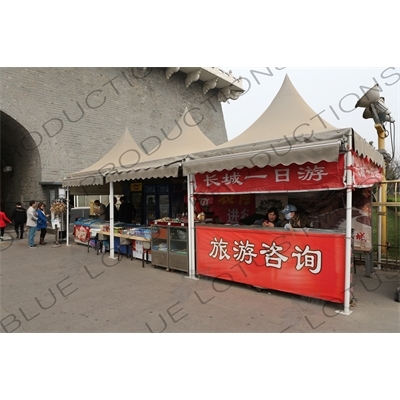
left=97, top=227, right=151, bottom=267
left=151, top=221, right=189, bottom=272
left=195, top=224, right=347, bottom=303
left=73, top=218, right=104, bottom=244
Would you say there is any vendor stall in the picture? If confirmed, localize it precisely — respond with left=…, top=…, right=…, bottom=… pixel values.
left=180, top=76, right=384, bottom=314
left=63, top=109, right=217, bottom=258
left=182, top=132, right=383, bottom=313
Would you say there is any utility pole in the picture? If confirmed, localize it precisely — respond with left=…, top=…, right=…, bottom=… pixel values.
left=355, top=84, right=395, bottom=260
left=375, top=124, right=388, bottom=258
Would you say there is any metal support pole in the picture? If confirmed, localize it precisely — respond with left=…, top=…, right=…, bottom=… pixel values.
left=376, top=123, right=387, bottom=259
left=377, top=186, right=383, bottom=269
left=338, top=130, right=353, bottom=316
left=109, top=181, right=116, bottom=259
left=186, top=173, right=198, bottom=280
left=66, top=187, right=71, bottom=247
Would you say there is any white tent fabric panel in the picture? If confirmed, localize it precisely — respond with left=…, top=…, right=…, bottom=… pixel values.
left=140, top=107, right=216, bottom=161
left=219, top=75, right=338, bottom=148
left=63, top=108, right=217, bottom=187
left=182, top=130, right=346, bottom=175
left=62, top=127, right=147, bottom=187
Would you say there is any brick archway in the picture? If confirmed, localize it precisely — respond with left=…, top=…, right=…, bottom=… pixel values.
left=0, top=111, right=43, bottom=215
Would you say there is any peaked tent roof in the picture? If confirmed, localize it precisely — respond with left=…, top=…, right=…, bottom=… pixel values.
left=105, top=108, right=217, bottom=182
left=63, top=127, right=149, bottom=187
left=63, top=108, right=217, bottom=187
left=137, top=107, right=216, bottom=161
left=219, top=74, right=338, bottom=148
left=215, top=74, right=383, bottom=167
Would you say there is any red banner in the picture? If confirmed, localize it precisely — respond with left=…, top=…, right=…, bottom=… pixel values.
left=212, top=194, right=256, bottom=224
left=196, top=225, right=346, bottom=303
left=352, top=153, right=383, bottom=187
left=194, top=156, right=346, bottom=194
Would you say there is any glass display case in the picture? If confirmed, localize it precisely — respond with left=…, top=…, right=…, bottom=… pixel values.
left=150, top=223, right=188, bottom=272
left=169, top=226, right=188, bottom=272
left=151, top=225, right=168, bottom=268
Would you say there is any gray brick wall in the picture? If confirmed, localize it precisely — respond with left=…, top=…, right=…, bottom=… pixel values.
left=0, top=67, right=228, bottom=214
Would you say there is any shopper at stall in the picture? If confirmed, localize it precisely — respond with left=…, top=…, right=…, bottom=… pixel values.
left=118, top=196, right=136, bottom=223
left=254, top=207, right=282, bottom=227
left=10, top=201, right=27, bottom=239
left=94, top=200, right=107, bottom=220
left=0, top=208, right=12, bottom=241
left=26, top=200, right=38, bottom=248
left=106, top=196, right=118, bottom=221
left=281, top=204, right=313, bottom=230
left=37, top=202, right=49, bottom=245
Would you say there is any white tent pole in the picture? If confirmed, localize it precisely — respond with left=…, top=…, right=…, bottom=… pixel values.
left=186, top=173, right=197, bottom=280
left=66, top=187, right=70, bottom=246
left=109, top=181, right=115, bottom=259
left=338, top=130, right=353, bottom=316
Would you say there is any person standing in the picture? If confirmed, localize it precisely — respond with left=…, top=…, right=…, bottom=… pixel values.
left=94, top=200, right=107, bottom=220
left=10, top=201, right=27, bottom=239
left=37, top=202, right=49, bottom=245
left=106, top=196, right=118, bottom=221
left=26, top=200, right=38, bottom=248
left=118, top=196, right=136, bottom=223
left=0, top=208, right=12, bottom=241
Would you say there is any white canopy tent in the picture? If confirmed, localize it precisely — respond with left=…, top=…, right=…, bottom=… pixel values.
left=63, top=108, right=217, bottom=258
left=217, top=75, right=382, bottom=166
left=180, top=76, right=383, bottom=315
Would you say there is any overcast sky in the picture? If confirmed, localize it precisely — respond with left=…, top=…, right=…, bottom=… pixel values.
left=221, top=67, right=399, bottom=158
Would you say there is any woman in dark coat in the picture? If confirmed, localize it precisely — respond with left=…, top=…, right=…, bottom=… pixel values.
left=36, top=202, right=49, bottom=245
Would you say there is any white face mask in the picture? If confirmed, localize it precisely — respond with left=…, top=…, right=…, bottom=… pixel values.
left=285, top=212, right=294, bottom=220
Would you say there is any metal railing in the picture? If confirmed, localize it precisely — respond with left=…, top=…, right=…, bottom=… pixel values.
left=372, top=179, right=400, bottom=269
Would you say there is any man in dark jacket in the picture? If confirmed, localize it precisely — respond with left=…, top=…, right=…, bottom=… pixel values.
left=10, top=202, right=27, bottom=239
left=118, top=196, right=136, bottom=224
left=105, top=196, right=119, bottom=222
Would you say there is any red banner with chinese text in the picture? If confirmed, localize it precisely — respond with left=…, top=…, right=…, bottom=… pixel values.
left=212, top=194, right=256, bottom=224
left=196, top=225, right=346, bottom=303
left=194, top=156, right=346, bottom=194
left=352, top=153, right=383, bottom=187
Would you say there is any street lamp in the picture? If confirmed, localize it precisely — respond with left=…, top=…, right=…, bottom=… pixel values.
left=355, top=84, right=396, bottom=260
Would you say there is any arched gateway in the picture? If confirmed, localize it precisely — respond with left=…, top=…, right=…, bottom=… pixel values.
left=0, top=67, right=243, bottom=216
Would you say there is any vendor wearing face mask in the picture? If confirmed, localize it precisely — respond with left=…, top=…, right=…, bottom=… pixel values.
left=281, top=204, right=313, bottom=230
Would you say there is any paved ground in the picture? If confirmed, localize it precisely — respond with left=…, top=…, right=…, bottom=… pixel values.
left=1, top=227, right=399, bottom=333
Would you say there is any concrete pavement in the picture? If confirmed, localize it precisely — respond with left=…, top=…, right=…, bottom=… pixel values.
left=1, top=227, right=399, bottom=333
